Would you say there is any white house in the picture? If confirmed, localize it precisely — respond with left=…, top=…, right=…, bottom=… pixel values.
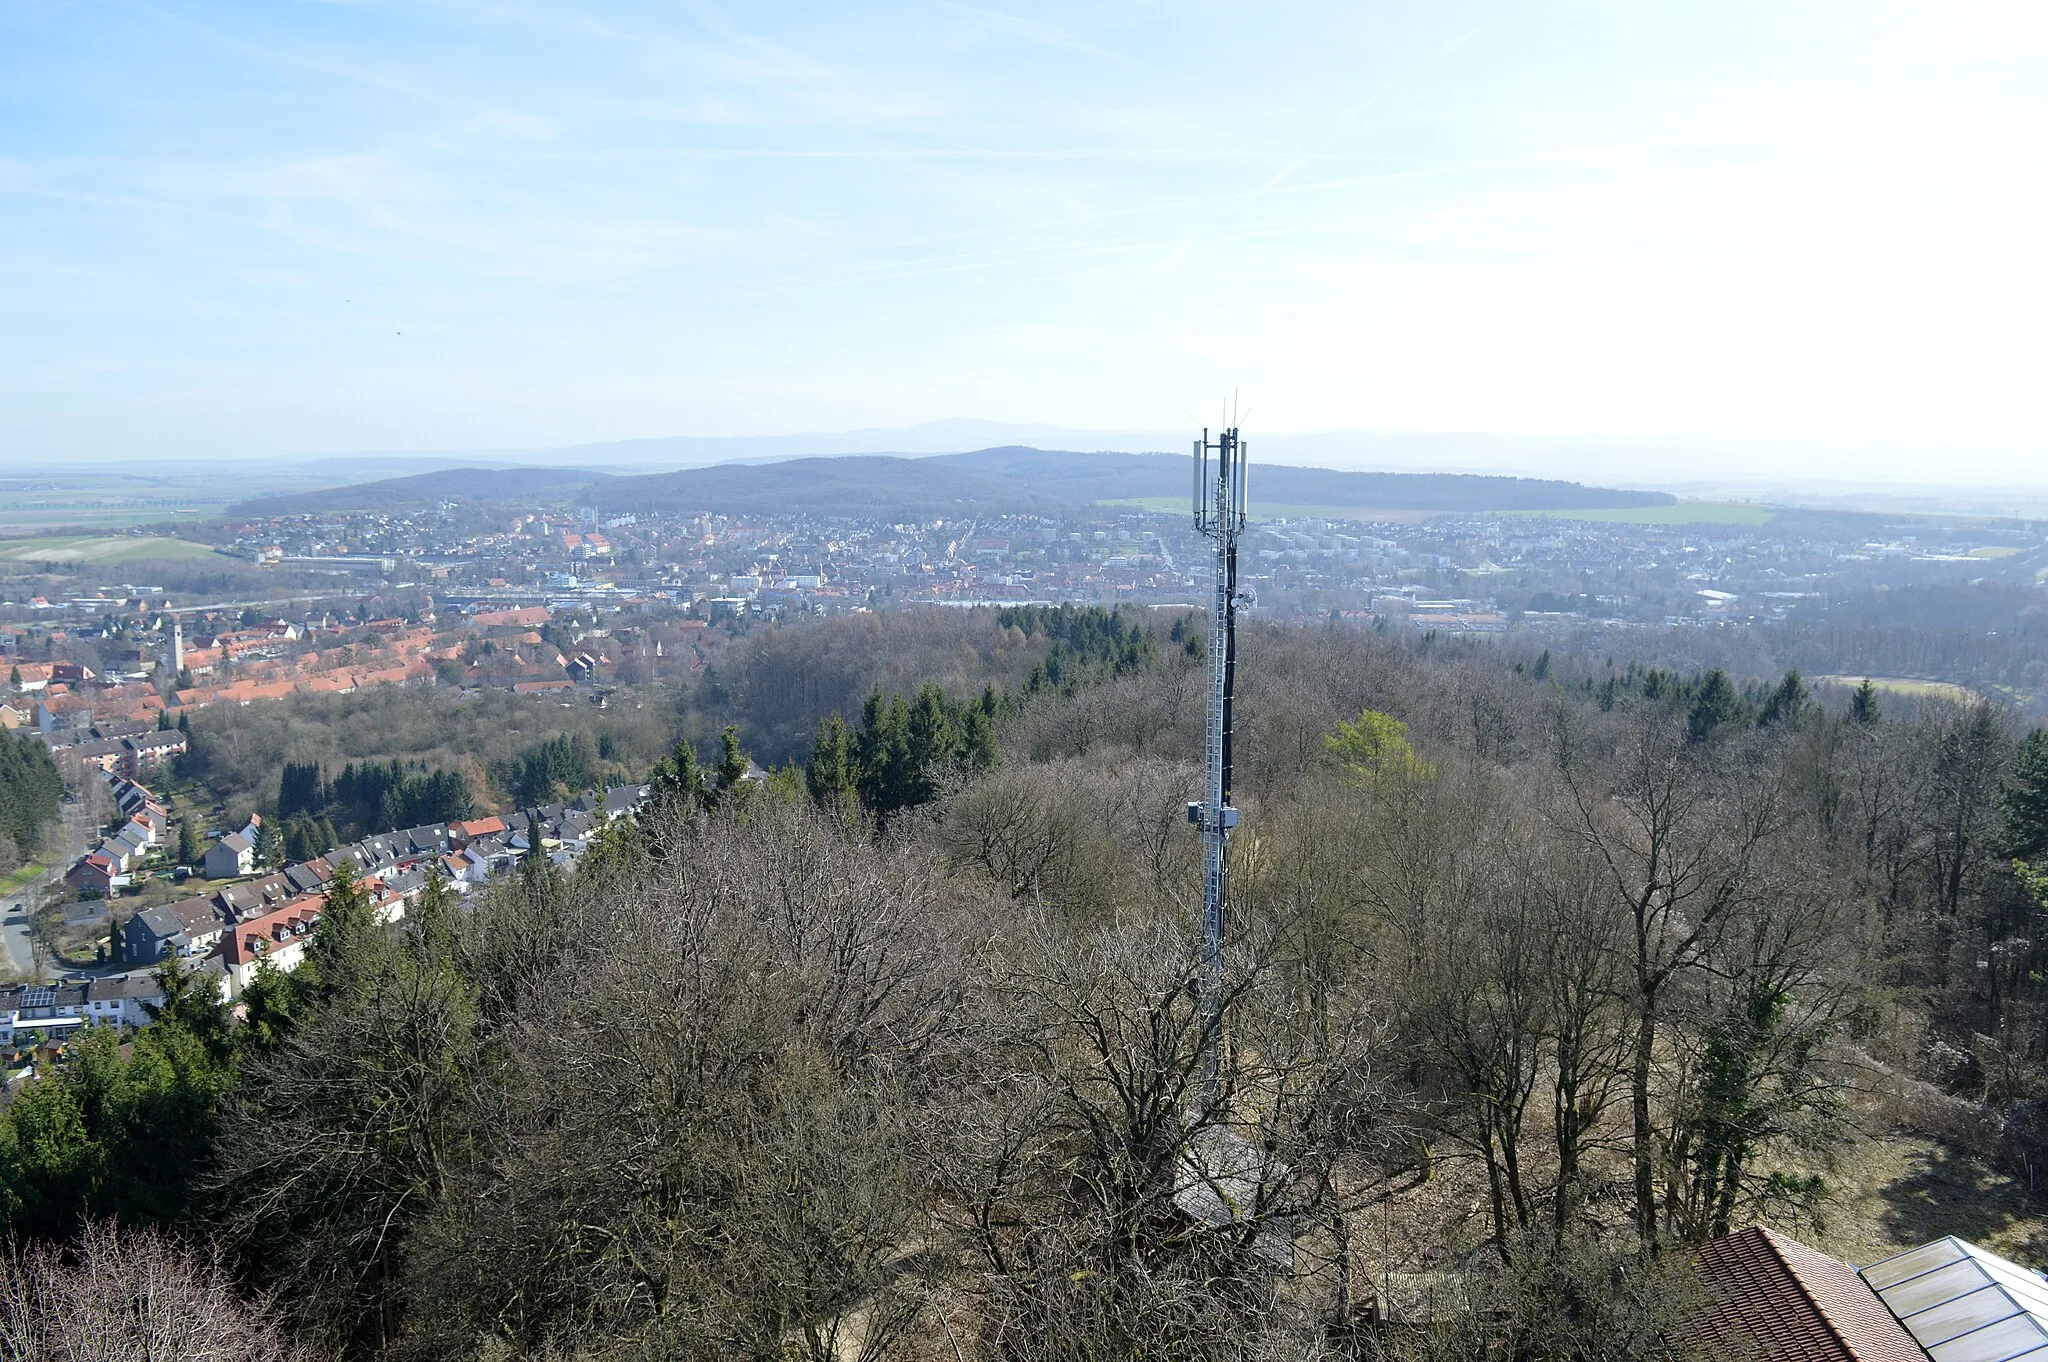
left=204, top=831, right=255, bottom=880
left=220, top=894, right=324, bottom=998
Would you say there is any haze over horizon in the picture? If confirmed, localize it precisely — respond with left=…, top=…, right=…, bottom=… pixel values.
left=6, top=2, right=2048, bottom=488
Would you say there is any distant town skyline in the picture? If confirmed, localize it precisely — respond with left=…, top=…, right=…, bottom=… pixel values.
left=6, top=2, right=2047, bottom=483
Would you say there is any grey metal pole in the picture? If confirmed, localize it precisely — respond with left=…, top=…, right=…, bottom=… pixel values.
left=1191, top=427, right=1243, bottom=1109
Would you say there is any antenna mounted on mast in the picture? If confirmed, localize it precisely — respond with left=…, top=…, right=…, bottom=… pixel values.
left=1188, top=422, right=1248, bottom=1109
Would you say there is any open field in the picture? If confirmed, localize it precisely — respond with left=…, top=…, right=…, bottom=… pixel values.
left=1817, top=1128, right=2048, bottom=1266
left=1099, top=496, right=1782, bottom=526
left=1816, top=675, right=1979, bottom=703
left=0, top=460, right=349, bottom=532
left=0, top=504, right=223, bottom=533
left=0, top=534, right=225, bottom=565
left=1101, top=496, right=1461, bottom=523
left=1501, top=501, right=1779, bottom=525
left=0, top=864, right=46, bottom=898
left=1970, top=545, right=2023, bottom=558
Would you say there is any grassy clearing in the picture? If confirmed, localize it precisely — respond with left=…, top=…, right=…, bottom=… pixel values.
left=1817, top=1129, right=2048, bottom=1265
left=0, top=534, right=224, bottom=565
left=1816, top=675, right=1979, bottom=704
left=0, top=864, right=46, bottom=897
left=1501, top=501, right=1778, bottom=526
left=1970, top=545, right=2023, bottom=558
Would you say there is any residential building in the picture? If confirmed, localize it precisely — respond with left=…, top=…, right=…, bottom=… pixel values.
left=1687, top=1223, right=2048, bottom=1361
left=204, top=832, right=254, bottom=880
left=121, top=730, right=186, bottom=776
left=0, top=983, right=91, bottom=1048
left=1688, top=1225, right=1925, bottom=1360
left=71, top=853, right=121, bottom=897
left=73, top=737, right=127, bottom=774
left=121, top=895, right=225, bottom=962
left=220, top=894, right=324, bottom=998
left=79, top=974, right=166, bottom=1029
left=1, top=976, right=170, bottom=1047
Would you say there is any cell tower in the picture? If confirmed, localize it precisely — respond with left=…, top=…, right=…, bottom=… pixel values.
left=1189, top=425, right=1247, bottom=1106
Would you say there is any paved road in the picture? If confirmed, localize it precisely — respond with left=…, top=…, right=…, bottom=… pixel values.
left=3, top=798, right=100, bottom=979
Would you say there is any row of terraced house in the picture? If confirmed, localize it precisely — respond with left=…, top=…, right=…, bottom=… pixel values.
left=68, top=769, right=180, bottom=898
left=116, top=784, right=648, bottom=1001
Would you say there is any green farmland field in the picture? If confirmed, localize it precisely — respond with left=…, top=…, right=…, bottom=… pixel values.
left=0, top=535, right=225, bottom=566
left=1500, top=501, right=1778, bottom=526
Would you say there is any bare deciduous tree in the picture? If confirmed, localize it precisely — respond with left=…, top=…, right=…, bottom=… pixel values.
left=0, top=1221, right=316, bottom=1362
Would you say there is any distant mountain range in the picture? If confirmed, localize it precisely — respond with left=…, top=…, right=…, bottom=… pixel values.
left=227, top=447, right=1674, bottom=520
left=281, top=420, right=1653, bottom=480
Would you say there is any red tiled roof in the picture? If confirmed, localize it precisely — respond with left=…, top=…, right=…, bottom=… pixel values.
left=1690, top=1226, right=1927, bottom=1362
left=221, top=892, right=325, bottom=967
left=472, top=606, right=551, bottom=628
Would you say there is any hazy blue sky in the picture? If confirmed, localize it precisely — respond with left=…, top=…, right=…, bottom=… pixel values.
left=4, top=1, right=2046, bottom=470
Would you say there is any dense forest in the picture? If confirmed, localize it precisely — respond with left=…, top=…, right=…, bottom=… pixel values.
left=1515, top=580, right=2048, bottom=722
left=6, top=610, right=2048, bottom=1359
left=174, top=606, right=1161, bottom=831
left=180, top=685, right=677, bottom=829
left=0, top=729, right=61, bottom=875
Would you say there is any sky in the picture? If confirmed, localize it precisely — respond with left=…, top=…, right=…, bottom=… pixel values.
left=5, top=1, right=2048, bottom=480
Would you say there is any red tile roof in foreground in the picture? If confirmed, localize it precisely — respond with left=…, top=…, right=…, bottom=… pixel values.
left=1690, top=1226, right=1928, bottom=1362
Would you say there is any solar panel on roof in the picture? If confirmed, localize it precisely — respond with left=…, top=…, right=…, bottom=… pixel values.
left=1868, top=1240, right=1969, bottom=1289
left=1863, top=1238, right=2048, bottom=1362
left=1931, top=1317, right=2048, bottom=1362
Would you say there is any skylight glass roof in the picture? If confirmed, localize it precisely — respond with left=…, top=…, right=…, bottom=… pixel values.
left=1861, top=1238, right=2048, bottom=1362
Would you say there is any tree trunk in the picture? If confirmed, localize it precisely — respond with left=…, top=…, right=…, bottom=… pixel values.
left=1632, top=994, right=1659, bottom=1249
left=1481, top=1127, right=1511, bottom=1254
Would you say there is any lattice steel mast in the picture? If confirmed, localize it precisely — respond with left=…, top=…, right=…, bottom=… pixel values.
left=1189, top=425, right=1247, bottom=1106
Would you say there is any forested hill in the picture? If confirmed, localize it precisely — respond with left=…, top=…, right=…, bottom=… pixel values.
left=929, top=446, right=1676, bottom=512
left=592, top=455, right=1075, bottom=518
left=227, top=448, right=1669, bottom=518
left=229, top=466, right=614, bottom=517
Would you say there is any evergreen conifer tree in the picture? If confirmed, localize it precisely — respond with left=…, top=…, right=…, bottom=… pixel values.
left=306, top=858, right=381, bottom=1003
left=711, top=725, right=750, bottom=809
left=406, top=865, right=458, bottom=965
left=254, top=819, right=284, bottom=869
left=805, top=713, right=857, bottom=810
left=1687, top=669, right=1741, bottom=741
left=237, top=957, right=301, bottom=1054
left=1758, top=668, right=1809, bottom=729
left=648, top=737, right=706, bottom=816
left=1999, top=728, right=2048, bottom=860
left=144, top=954, right=237, bottom=1065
